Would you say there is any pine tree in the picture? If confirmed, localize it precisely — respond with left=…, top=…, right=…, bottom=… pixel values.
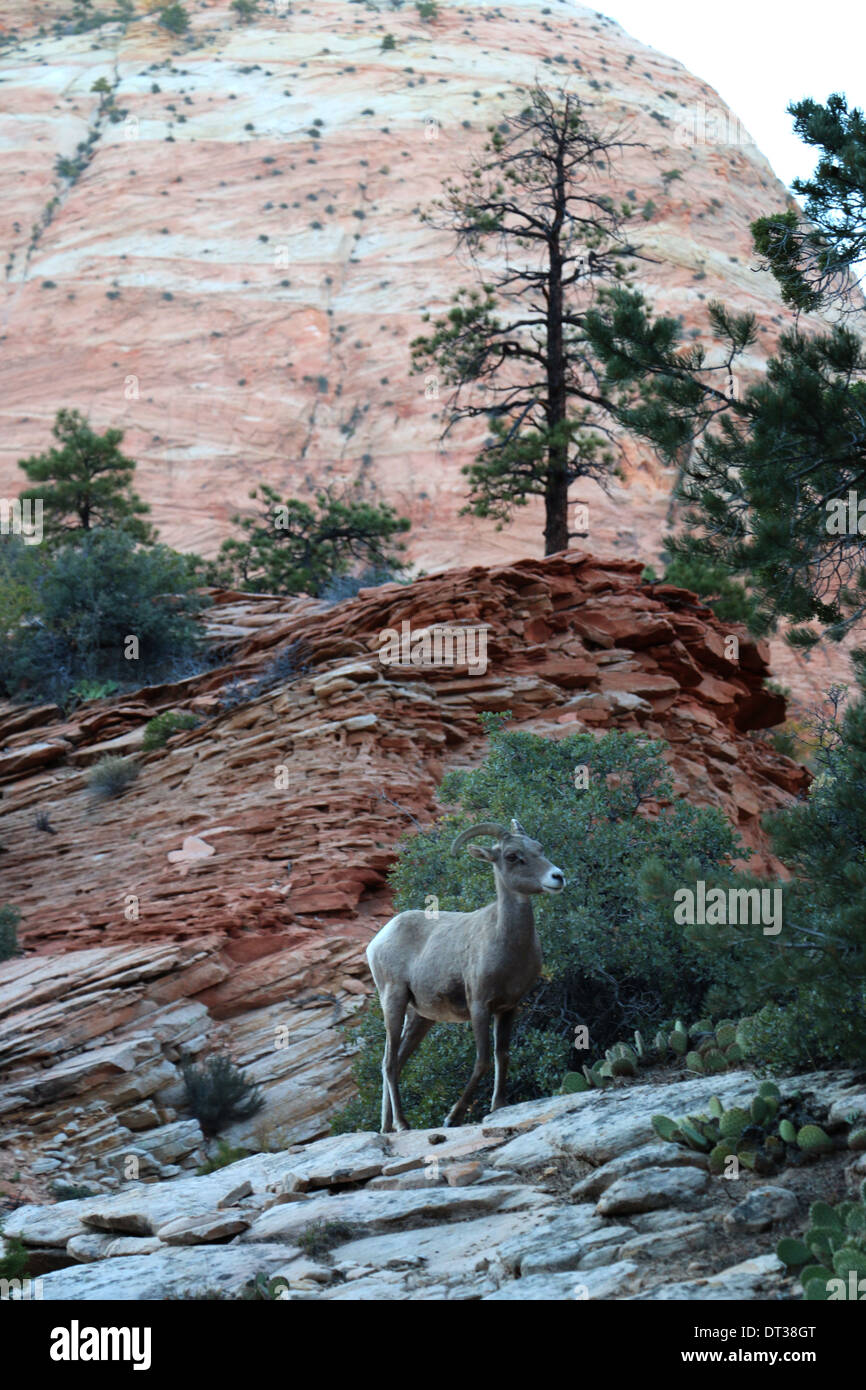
left=17, top=409, right=154, bottom=546
left=411, top=86, right=644, bottom=555
left=214, top=484, right=410, bottom=596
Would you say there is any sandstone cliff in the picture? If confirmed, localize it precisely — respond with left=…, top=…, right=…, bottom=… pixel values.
left=0, top=554, right=808, bottom=1192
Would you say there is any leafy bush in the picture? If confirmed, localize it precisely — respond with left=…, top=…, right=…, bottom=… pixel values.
left=181, top=1054, right=264, bottom=1136
left=86, top=755, right=139, bottom=802
left=142, top=709, right=199, bottom=750
left=335, top=723, right=742, bottom=1130
left=0, top=528, right=207, bottom=706
left=0, top=1237, right=30, bottom=1283
left=158, top=3, right=189, bottom=33
left=0, top=904, right=20, bottom=962
left=684, top=683, right=866, bottom=1071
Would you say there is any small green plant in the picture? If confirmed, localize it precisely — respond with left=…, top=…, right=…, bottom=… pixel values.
left=651, top=1083, right=847, bottom=1176
left=181, top=1054, right=264, bottom=1136
left=415, top=0, right=439, bottom=18
left=0, top=904, right=21, bottom=962
left=86, top=756, right=140, bottom=802
left=381, top=32, right=396, bottom=50
left=641, top=199, right=657, bottom=221
left=158, top=3, right=189, bottom=34
left=0, top=1237, right=30, bottom=1283
left=230, top=0, right=259, bottom=19
left=71, top=678, right=119, bottom=703
left=50, top=1180, right=96, bottom=1200
left=141, top=709, right=199, bottom=751
left=196, top=1139, right=251, bottom=1174
left=297, top=1221, right=359, bottom=1257
left=777, top=1184, right=866, bottom=1299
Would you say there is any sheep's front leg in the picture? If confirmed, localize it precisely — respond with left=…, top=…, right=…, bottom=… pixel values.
left=443, top=1005, right=491, bottom=1128
left=490, top=1008, right=516, bottom=1111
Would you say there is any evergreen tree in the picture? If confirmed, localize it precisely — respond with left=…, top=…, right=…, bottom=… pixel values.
left=752, top=94, right=866, bottom=313
left=17, top=409, right=154, bottom=546
left=411, top=86, right=644, bottom=555
left=214, top=484, right=410, bottom=596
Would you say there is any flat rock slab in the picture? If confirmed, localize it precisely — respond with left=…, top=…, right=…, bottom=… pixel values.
left=4, top=1170, right=253, bottom=1245
left=36, top=1243, right=299, bottom=1301
left=569, top=1142, right=708, bottom=1201
left=266, top=1131, right=389, bottom=1192
left=67, top=1234, right=164, bottom=1263
left=595, top=1166, right=710, bottom=1216
left=156, top=1211, right=251, bottom=1245
left=490, top=1072, right=760, bottom=1171
left=241, top=1184, right=548, bottom=1245
left=483, top=1261, right=641, bottom=1301
left=724, top=1186, right=798, bottom=1233
left=330, top=1208, right=546, bottom=1285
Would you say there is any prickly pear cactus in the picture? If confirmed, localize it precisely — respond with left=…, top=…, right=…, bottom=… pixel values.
left=650, top=1088, right=851, bottom=1178
left=777, top=1184, right=866, bottom=1300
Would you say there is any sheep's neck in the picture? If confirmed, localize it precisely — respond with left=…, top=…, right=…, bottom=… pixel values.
left=492, top=873, right=536, bottom=942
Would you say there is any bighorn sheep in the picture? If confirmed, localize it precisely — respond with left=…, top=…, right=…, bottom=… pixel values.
left=366, top=820, right=565, bottom=1131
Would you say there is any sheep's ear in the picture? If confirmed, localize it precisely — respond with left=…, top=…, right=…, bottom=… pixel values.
left=467, top=844, right=497, bottom=862
left=511, top=818, right=528, bottom=835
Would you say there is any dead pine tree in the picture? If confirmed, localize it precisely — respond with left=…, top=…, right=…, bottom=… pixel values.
left=412, top=85, right=649, bottom=555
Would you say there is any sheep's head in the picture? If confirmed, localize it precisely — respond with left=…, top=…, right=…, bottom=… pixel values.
left=451, top=819, right=566, bottom=896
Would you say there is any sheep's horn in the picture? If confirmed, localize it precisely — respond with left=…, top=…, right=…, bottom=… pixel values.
left=450, top=822, right=509, bottom=855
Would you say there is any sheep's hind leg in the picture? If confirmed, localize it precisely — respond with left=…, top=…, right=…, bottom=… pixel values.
left=381, top=987, right=411, bottom=1133
left=443, top=1005, right=491, bottom=1128
left=397, top=1006, right=434, bottom=1069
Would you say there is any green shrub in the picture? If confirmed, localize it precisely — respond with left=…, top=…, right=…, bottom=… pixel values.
left=158, top=4, right=189, bottom=33
left=381, top=33, right=396, bottom=50
left=0, top=904, right=20, bottom=962
left=0, top=1237, right=30, bottom=1283
left=335, top=723, right=742, bottom=1130
left=296, top=1221, right=359, bottom=1257
left=687, top=684, right=866, bottom=1071
left=86, top=756, right=139, bottom=802
left=50, top=1181, right=96, bottom=1200
left=0, top=528, right=207, bottom=706
left=197, top=1139, right=251, bottom=1174
left=142, top=709, right=199, bottom=750
left=230, top=0, right=258, bottom=18
left=181, top=1054, right=264, bottom=1136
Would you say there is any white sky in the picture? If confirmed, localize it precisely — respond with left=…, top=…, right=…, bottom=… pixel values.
left=593, top=0, right=866, bottom=190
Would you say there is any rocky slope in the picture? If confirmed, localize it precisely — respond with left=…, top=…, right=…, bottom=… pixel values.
left=4, top=1067, right=865, bottom=1300
left=0, top=553, right=809, bottom=1194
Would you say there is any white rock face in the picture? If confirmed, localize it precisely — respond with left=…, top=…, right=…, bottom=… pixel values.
left=7, top=1069, right=858, bottom=1302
